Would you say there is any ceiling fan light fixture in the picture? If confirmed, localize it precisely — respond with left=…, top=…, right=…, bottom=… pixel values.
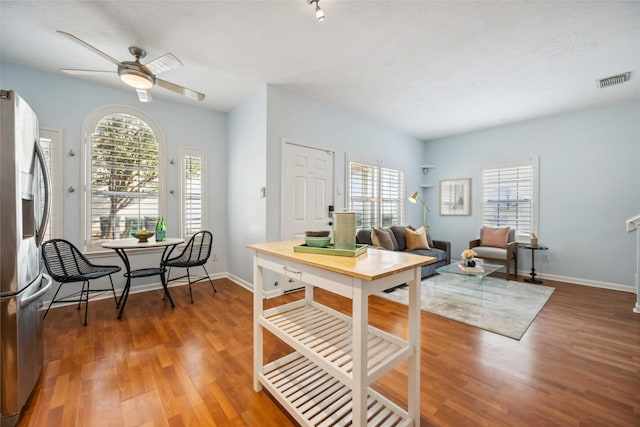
left=59, top=31, right=205, bottom=103
left=118, top=68, right=155, bottom=90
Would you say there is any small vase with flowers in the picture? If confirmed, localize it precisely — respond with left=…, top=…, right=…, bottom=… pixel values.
left=461, top=249, right=478, bottom=267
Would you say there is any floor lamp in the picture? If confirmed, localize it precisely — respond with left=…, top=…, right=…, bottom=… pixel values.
left=408, top=191, right=430, bottom=226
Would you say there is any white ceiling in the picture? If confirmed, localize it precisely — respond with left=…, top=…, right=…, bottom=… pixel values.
left=1, top=1, right=638, bottom=140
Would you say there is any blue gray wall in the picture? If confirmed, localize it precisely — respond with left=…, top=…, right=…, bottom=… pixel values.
left=227, top=87, right=267, bottom=286
left=423, top=100, right=640, bottom=291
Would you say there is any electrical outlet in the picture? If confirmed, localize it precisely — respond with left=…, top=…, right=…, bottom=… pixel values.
left=542, top=253, right=550, bottom=262
left=212, top=253, right=218, bottom=261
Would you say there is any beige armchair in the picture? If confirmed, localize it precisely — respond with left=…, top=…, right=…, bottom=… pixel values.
left=469, top=227, right=518, bottom=279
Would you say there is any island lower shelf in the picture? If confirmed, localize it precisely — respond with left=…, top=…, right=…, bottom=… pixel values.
left=259, top=300, right=413, bottom=387
left=260, top=352, right=412, bottom=426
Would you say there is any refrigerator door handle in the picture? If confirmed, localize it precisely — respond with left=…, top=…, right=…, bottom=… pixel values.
left=20, top=274, right=52, bottom=308
left=34, top=138, right=51, bottom=247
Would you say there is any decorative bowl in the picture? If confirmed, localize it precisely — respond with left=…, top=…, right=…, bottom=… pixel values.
left=305, top=236, right=331, bottom=248
left=132, top=231, right=155, bottom=243
left=305, top=230, right=330, bottom=237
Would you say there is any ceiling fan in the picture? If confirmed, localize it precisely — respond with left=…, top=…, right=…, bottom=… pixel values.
left=57, top=31, right=205, bottom=103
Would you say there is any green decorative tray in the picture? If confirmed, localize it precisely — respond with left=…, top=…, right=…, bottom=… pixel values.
left=293, top=243, right=368, bottom=257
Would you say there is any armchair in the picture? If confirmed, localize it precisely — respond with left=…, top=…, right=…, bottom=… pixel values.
left=469, top=226, right=518, bottom=279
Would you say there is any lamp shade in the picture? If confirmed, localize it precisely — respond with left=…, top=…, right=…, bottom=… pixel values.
left=408, top=191, right=420, bottom=203
left=118, top=68, right=155, bottom=89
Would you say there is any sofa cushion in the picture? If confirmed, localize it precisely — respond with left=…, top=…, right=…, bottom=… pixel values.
left=371, top=228, right=398, bottom=251
left=410, top=247, right=448, bottom=263
left=474, top=246, right=508, bottom=260
left=480, top=226, right=509, bottom=248
left=405, top=226, right=430, bottom=250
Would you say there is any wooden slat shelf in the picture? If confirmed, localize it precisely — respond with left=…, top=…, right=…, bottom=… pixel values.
left=261, top=353, right=411, bottom=427
left=260, top=302, right=413, bottom=387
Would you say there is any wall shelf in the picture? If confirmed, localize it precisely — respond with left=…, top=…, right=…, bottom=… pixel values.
left=420, top=165, right=436, bottom=188
left=419, top=164, right=436, bottom=175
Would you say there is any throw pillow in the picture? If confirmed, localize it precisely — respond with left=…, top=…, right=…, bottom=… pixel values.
left=371, top=228, right=398, bottom=251
left=480, top=226, right=509, bottom=248
left=404, top=226, right=430, bottom=250
left=389, top=226, right=409, bottom=250
left=406, top=224, right=434, bottom=248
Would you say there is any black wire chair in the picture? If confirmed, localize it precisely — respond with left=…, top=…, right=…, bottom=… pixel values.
left=41, top=239, right=121, bottom=326
left=163, top=231, right=216, bottom=303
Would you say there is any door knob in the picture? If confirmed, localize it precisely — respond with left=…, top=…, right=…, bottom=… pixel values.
left=328, top=221, right=333, bottom=226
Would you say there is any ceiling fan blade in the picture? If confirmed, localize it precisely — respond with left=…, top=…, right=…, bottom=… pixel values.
left=136, top=89, right=153, bottom=103
left=145, top=53, right=182, bottom=75
left=60, top=68, right=115, bottom=75
left=156, top=78, right=205, bottom=101
left=57, top=31, right=122, bottom=66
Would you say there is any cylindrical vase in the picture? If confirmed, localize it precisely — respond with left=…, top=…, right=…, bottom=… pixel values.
left=333, top=212, right=356, bottom=250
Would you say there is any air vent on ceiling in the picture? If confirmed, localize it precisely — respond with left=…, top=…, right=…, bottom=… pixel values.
left=596, top=72, right=631, bottom=89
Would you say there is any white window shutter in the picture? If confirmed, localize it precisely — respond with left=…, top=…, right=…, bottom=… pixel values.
left=89, top=113, right=159, bottom=246
left=481, top=160, right=537, bottom=239
left=347, top=159, right=404, bottom=229
left=183, top=154, right=204, bottom=236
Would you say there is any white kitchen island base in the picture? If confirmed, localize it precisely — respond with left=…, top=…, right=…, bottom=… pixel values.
left=248, top=241, right=435, bottom=426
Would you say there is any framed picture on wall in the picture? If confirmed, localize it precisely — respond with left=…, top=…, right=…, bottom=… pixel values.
left=440, top=178, right=471, bottom=216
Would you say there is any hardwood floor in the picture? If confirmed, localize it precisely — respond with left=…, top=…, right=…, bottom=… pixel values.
left=17, top=276, right=640, bottom=426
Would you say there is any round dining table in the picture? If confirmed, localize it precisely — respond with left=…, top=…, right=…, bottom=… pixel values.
left=102, top=237, right=184, bottom=319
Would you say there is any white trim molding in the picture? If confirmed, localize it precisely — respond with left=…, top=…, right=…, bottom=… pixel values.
left=626, top=214, right=640, bottom=313
left=518, top=269, right=636, bottom=294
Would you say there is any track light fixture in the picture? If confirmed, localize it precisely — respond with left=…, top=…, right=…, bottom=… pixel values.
left=308, top=0, right=325, bottom=22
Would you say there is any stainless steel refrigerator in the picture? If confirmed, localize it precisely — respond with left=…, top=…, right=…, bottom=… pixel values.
left=0, top=90, right=53, bottom=426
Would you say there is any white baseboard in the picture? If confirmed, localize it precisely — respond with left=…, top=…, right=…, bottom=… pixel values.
left=225, top=273, right=254, bottom=292
left=517, top=269, right=636, bottom=294
left=43, top=271, right=227, bottom=309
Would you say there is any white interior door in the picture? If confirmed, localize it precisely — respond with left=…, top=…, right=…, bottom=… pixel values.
left=281, top=142, right=334, bottom=292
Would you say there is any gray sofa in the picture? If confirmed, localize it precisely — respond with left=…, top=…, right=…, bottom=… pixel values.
left=355, top=225, right=451, bottom=279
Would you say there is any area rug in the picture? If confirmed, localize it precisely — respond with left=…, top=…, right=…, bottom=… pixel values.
left=376, top=275, right=554, bottom=340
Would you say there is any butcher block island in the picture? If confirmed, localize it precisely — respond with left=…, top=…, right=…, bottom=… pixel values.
left=247, top=240, right=435, bottom=426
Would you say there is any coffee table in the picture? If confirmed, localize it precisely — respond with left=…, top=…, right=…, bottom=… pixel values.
left=435, top=261, right=506, bottom=305
left=436, top=260, right=505, bottom=279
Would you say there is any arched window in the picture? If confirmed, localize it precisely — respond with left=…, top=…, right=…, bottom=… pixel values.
left=83, top=106, right=164, bottom=251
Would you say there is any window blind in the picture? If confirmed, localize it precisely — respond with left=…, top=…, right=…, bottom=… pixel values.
left=90, top=113, right=159, bottom=245
left=183, top=155, right=203, bottom=236
left=482, top=165, right=533, bottom=234
left=348, top=161, right=378, bottom=229
left=347, top=160, right=404, bottom=229
left=380, top=167, right=404, bottom=227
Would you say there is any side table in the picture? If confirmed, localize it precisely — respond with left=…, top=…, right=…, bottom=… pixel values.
left=519, top=244, right=548, bottom=284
